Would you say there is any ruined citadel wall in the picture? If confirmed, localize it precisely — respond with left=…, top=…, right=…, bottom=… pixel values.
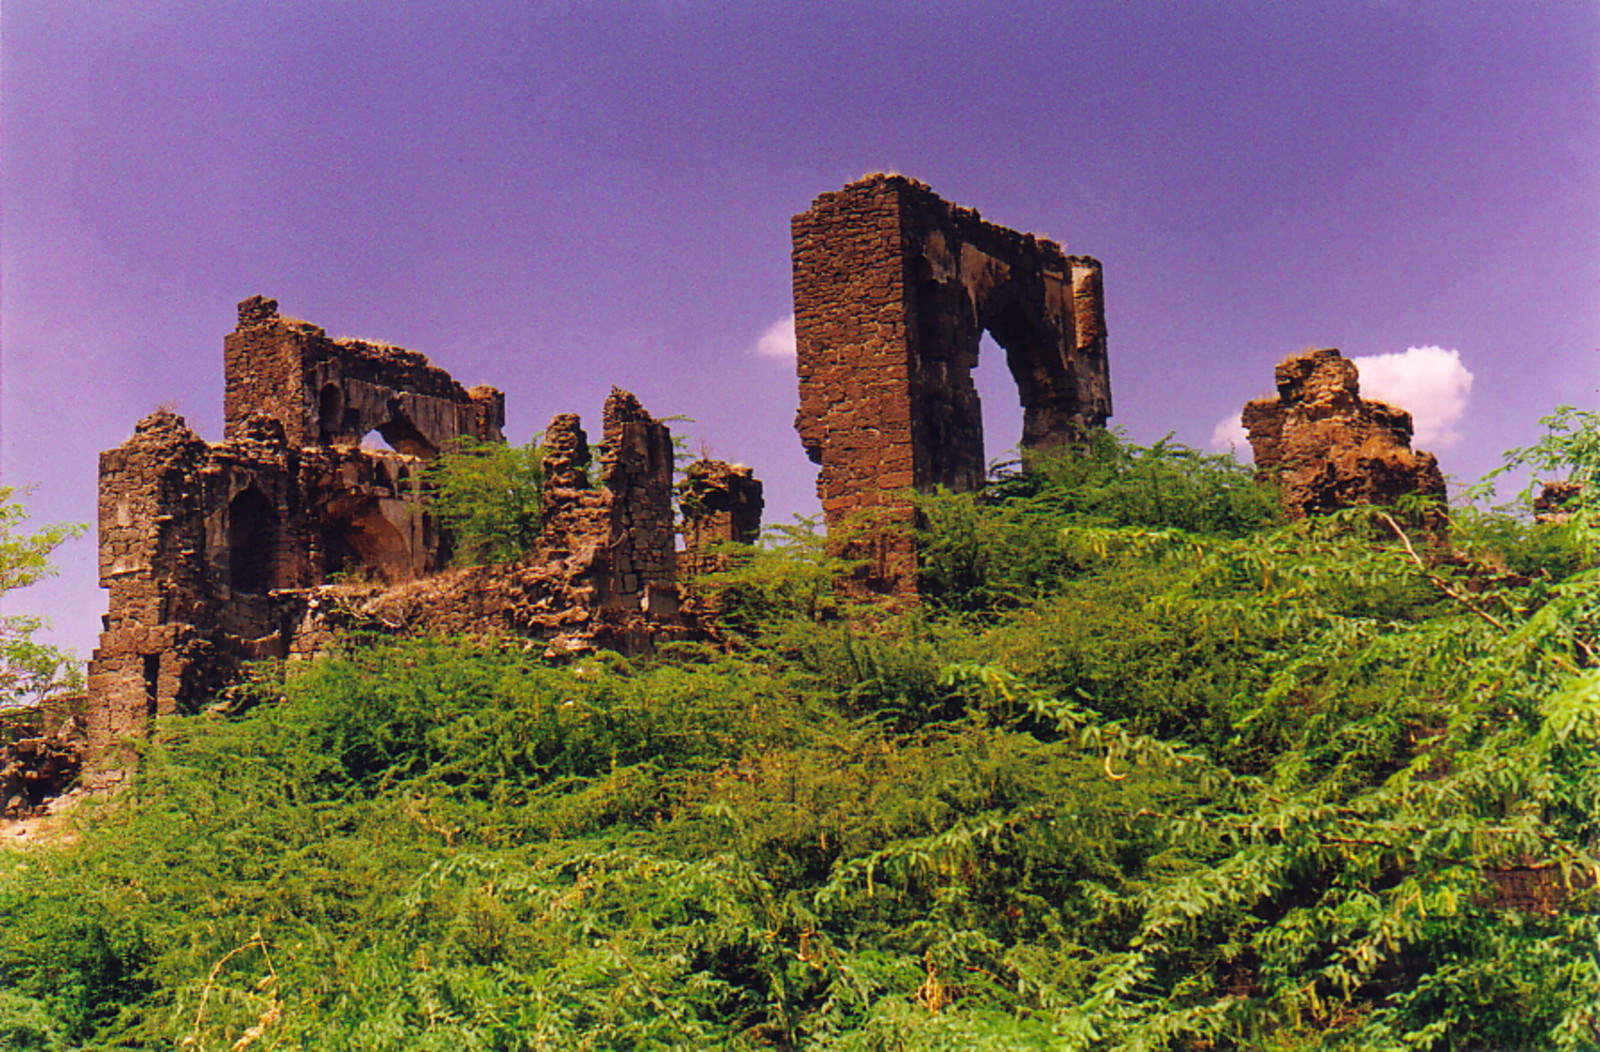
left=89, top=423, right=450, bottom=758
left=88, top=302, right=742, bottom=762
left=791, top=175, right=1109, bottom=589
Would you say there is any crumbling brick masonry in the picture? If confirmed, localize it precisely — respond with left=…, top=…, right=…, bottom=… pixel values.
left=88, top=299, right=748, bottom=763
left=792, top=175, right=1109, bottom=589
left=305, top=388, right=694, bottom=657
left=87, top=298, right=507, bottom=760
left=679, top=460, right=765, bottom=582
left=1243, top=348, right=1446, bottom=519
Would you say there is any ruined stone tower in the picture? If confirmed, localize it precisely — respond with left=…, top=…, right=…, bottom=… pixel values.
left=791, top=174, right=1110, bottom=588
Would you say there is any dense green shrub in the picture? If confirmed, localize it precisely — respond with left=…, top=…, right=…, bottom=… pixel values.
left=425, top=437, right=546, bottom=566
left=917, top=433, right=1281, bottom=610
left=0, top=427, right=1596, bottom=1049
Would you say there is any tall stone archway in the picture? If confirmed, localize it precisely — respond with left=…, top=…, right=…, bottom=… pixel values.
left=791, top=175, right=1110, bottom=591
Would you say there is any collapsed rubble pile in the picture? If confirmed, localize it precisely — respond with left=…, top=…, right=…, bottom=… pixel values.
left=1, top=711, right=83, bottom=819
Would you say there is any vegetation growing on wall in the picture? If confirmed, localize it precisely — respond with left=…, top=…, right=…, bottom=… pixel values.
left=1, top=419, right=1596, bottom=1050
left=425, top=437, right=546, bottom=566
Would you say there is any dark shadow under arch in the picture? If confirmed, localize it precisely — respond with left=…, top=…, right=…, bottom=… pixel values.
left=228, top=487, right=280, bottom=594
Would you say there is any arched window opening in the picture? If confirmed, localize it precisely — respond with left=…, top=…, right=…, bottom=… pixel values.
left=337, top=503, right=414, bottom=585
left=318, top=384, right=345, bottom=443
left=979, top=296, right=1061, bottom=472
left=375, top=417, right=438, bottom=459
left=973, top=331, right=1027, bottom=480
left=361, top=430, right=398, bottom=453
left=228, top=487, right=281, bottom=594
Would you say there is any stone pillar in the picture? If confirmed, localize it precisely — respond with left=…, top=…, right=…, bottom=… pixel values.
left=599, top=388, right=678, bottom=613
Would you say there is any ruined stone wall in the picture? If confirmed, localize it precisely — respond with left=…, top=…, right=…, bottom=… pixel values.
left=791, top=175, right=1109, bottom=590
left=1243, top=348, right=1446, bottom=520
left=680, top=460, right=764, bottom=581
left=89, top=288, right=741, bottom=766
left=88, top=298, right=487, bottom=763
left=90, top=410, right=224, bottom=753
left=224, top=295, right=504, bottom=456
left=1533, top=482, right=1583, bottom=524
left=296, top=390, right=698, bottom=656
left=597, top=389, right=678, bottom=614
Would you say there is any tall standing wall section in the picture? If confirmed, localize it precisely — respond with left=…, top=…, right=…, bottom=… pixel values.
left=791, top=175, right=1110, bottom=592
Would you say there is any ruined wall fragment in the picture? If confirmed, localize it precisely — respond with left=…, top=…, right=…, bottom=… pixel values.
left=680, top=459, right=765, bottom=581
left=225, top=295, right=504, bottom=454
left=791, top=175, right=1109, bottom=591
left=1533, top=482, right=1583, bottom=524
left=88, top=297, right=489, bottom=763
left=598, top=388, right=678, bottom=614
left=1243, top=348, right=1446, bottom=520
left=312, top=390, right=694, bottom=656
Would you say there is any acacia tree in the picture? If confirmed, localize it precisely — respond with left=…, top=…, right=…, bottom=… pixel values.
left=0, top=488, right=86, bottom=710
left=424, top=436, right=546, bottom=566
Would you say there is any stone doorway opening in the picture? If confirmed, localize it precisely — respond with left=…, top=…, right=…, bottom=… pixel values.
left=227, top=487, right=281, bottom=595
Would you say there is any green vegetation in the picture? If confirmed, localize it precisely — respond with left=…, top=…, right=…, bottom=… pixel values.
left=425, top=437, right=546, bottom=566
left=0, top=488, right=85, bottom=712
left=2, top=418, right=1598, bottom=1050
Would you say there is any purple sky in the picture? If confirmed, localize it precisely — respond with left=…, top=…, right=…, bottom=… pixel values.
left=4, top=1, right=1597, bottom=661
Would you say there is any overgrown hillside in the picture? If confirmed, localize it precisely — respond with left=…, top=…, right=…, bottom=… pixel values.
left=2, top=419, right=1598, bottom=1051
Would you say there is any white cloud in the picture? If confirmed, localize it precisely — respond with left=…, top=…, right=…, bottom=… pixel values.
left=1351, top=345, right=1473, bottom=447
left=751, top=313, right=796, bottom=358
left=1210, top=413, right=1250, bottom=457
left=1206, top=345, right=1471, bottom=458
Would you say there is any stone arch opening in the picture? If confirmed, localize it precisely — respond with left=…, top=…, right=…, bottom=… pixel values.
left=973, top=331, right=1026, bottom=477
left=227, top=487, right=281, bottom=594
left=318, top=383, right=345, bottom=444
left=978, top=291, right=1063, bottom=465
left=325, top=501, right=414, bottom=585
left=375, top=414, right=438, bottom=459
